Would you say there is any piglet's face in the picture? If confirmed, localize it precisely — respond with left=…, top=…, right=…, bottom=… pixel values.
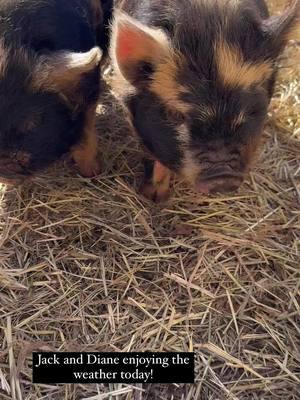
left=0, top=44, right=102, bottom=184
left=111, top=1, right=299, bottom=194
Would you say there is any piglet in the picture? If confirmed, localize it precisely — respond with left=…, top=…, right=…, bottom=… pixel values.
left=0, top=0, right=112, bottom=183
left=110, top=0, right=299, bottom=201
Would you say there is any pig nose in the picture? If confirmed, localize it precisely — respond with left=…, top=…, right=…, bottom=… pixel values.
left=0, top=175, right=27, bottom=186
left=0, top=168, right=29, bottom=185
left=197, top=165, right=244, bottom=194
left=0, top=177, right=22, bottom=186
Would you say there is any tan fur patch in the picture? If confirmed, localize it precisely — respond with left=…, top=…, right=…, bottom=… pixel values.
left=232, top=112, right=246, bottom=130
left=150, top=54, right=191, bottom=114
left=216, top=41, right=272, bottom=88
left=110, top=70, right=137, bottom=99
left=71, top=103, right=101, bottom=177
left=176, top=123, right=190, bottom=146
left=0, top=40, right=8, bottom=78
left=33, top=47, right=102, bottom=95
left=181, top=150, right=202, bottom=186
left=241, top=133, right=263, bottom=172
left=141, top=161, right=171, bottom=202
left=196, top=105, right=216, bottom=121
left=191, top=0, right=240, bottom=8
left=177, top=123, right=202, bottom=186
left=284, top=19, right=300, bottom=42
left=281, top=0, right=300, bottom=42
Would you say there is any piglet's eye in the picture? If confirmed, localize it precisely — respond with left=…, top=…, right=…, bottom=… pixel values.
left=166, top=109, right=186, bottom=125
left=20, top=114, right=41, bottom=133
left=247, top=101, right=267, bottom=119
left=248, top=109, right=260, bottom=118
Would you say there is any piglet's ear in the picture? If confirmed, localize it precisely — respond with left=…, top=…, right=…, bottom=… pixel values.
left=111, top=12, right=170, bottom=86
left=34, top=47, right=102, bottom=93
left=262, top=0, right=300, bottom=56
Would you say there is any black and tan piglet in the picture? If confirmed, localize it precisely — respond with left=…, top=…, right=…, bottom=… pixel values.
left=0, top=0, right=113, bottom=184
left=111, top=0, right=299, bottom=201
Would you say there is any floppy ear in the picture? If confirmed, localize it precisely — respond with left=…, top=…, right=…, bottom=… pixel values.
left=111, top=12, right=170, bottom=86
left=33, top=47, right=102, bottom=96
left=262, top=0, right=300, bottom=57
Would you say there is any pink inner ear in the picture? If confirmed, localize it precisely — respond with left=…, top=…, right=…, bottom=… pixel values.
left=116, top=24, right=150, bottom=62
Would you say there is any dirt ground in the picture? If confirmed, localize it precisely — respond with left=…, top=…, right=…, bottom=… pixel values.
left=0, top=1, right=299, bottom=399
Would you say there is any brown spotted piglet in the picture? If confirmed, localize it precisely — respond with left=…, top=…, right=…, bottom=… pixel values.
left=110, top=0, right=299, bottom=202
left=0, top=0, right=113, bottom=184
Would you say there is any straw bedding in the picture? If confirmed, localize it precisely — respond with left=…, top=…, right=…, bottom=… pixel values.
left=0, top=1, right=299, bottom=399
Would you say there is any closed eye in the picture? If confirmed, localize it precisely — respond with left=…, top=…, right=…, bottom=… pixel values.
left=248, top=109, right=263, bottom=118
left=19, top=114, right=42, bottom=133
left=165, top=108, right=186, bottom=125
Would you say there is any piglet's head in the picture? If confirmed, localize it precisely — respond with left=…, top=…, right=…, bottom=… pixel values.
left=0, top=43, right=102, bottom=184
left=111, top=1, right=299, bottom=194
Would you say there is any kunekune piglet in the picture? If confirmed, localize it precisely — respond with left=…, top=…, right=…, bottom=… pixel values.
left=0, top=0, right=113, bottom=184
left=110, top=0, right=299, bottom=202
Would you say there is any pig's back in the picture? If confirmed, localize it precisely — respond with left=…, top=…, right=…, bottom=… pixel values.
left=117, top=0, right=269, bottom=30
left=0, top=0, right=97, bottom=53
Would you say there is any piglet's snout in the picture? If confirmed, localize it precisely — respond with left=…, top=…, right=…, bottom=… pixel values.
left=197, top=165, right=244, bottom=194
left=0, top=158, right=29, bottom=185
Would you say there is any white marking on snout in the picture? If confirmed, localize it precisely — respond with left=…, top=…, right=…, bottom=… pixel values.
left=0, top=40, right=8, bottom=77
left=177, top=123, right=190, bottom=145
left=176, top=123, right=202, bottom=185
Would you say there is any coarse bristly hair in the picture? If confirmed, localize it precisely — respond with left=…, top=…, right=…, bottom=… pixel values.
left=0, top=0, right=112, bottom=181
left=110, top=0, right=300, bottom=194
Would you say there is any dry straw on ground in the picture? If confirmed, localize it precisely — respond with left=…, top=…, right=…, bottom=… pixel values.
left=0, top=1, right=299, bottom=399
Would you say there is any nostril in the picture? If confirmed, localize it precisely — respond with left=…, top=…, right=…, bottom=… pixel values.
left=212, top=181, right=241, bottom=193
left=202, top=165, right=243, bottom=181
left=197, top=175, right=243, bottom=194
left=205, top=165, right=234, bottom=178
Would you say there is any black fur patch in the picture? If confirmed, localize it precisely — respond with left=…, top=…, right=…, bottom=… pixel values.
left=0, top=0, right=97, bottom=52
left=0, top=0, right=109, bottom=179
left=115, top=0, right=298, bottom=186
left=127, top=92, right=183, bottom=171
